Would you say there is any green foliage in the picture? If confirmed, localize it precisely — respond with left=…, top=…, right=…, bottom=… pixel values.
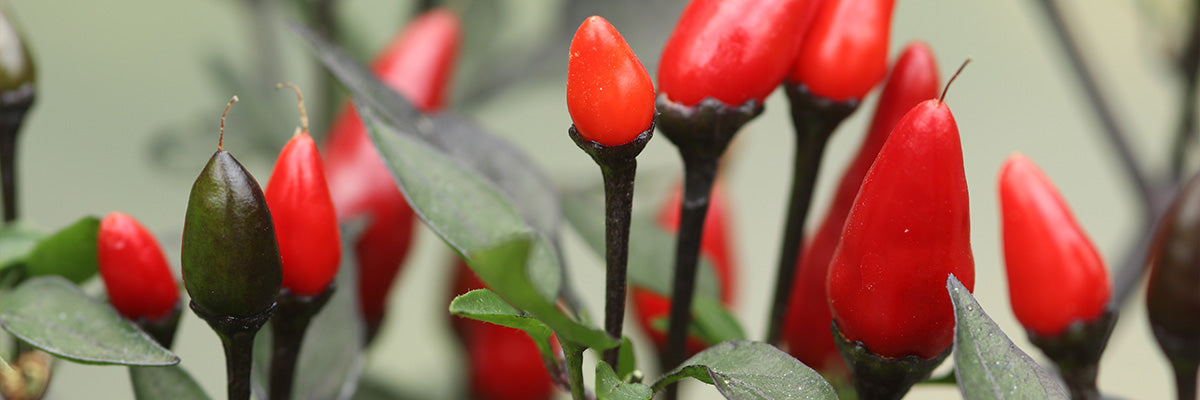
left=652, top=341, right=837, bottom=399
left=130, top=365, right=210, bottom=400
left=22, top=216, right=99, bottom=284
left=947, top=275, right=1068, bottom=399
left=596, top=361, right=653, bottom=400
left=0, top=277, right=178, bottom=366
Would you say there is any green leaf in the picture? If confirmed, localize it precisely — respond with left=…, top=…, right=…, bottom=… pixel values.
left=652, top=341, right=836, bottom=399
left=449, top=289, right=555, bottom=360
left=617, top=336, right=637, bottom=380
left=947, top=275, right=1068, bottom=399
left=0, top=221, right=42, bottom=270
left=597, top=361, right=653, bottom=400
left=692, top=297, right=747, bottom=343
left=0, top=277, right=179, bottom=366
left=23, top=216, right=100, bottom=284
left=130, top=365, right=210, bottom=400
left=467, top=237, right=617, bottom=350
left=252, top=222, right=367, bottom=400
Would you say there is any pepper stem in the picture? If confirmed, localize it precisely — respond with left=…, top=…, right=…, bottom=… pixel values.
left=219, top=95, right=240, bottom=151
left=275, top=82, right=309, bottom=135
left=568, top=123, right=653, bottom=368
left=765, top=84, right=857, bottom=346
left=191, top=300, right=274, bottom=400
left=269, top=286, right=334, bottom=400
left=563, top=341, right=588, bottom=400
left=0, top=83, right=34, bottom=224
left=1026, top=309, right=1117, bottom=400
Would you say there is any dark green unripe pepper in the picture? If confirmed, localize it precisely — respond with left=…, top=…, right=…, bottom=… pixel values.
left=182, top=97, right=282, bottom=319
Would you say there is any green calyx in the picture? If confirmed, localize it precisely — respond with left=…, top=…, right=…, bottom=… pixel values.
left=182, top=150, right=282, bottom=318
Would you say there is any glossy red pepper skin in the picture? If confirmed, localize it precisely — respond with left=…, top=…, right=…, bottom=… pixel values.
left=658, top=0, right=813, bottom=107
left=449, top=260, right=556, bottom=400
left=322, top=9, right=460, bottom=327
left=97, top=212, right=179, bottom=321
left=999, top=153, right=1111, bottom=337
left=266, top=132, right=342, bottom=296
left=790, top=0, right=896, bottom=102
left=631, top=181, right=737, bottom=355
left=781, top=42, right=940, bottom=372
left=826, top=99, right=975, bottom=359
left=566, top=16, right=655, bottom=146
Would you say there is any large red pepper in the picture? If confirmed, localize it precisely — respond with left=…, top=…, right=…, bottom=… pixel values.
left=826, top=98, right=975, bottom=360
left=321, top=9, right=460, bottom=333
left=630, top=181, right=737, bottom=355
left=999, top=153, right=1111, bottom=337
left=789, top=0, right=896, bottom=102
left=657, top=0, right=814, bottom=107
left=781, top=41, right=940, bottom=373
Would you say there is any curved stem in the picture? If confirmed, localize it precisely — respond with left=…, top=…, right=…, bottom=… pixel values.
left=563, top=341, right=587, bottom=400
left=1170, top=0, right=1200, bottom=181
left=1032, top=0, right=1155, bottom=217
left=599, top=161, right=637, bottom=368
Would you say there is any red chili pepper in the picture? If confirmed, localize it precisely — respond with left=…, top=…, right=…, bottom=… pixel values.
left=566, top=16, right=655, bottom=146
left=781, top=41, right=939, bottom=372
left=630, top=181, right=736, bottom=355
left=449, top=259, right=556, bottom=400
left=97, top=212, right=179, bottom=321
left=789, top=0, right=896, bottom=102
left=999, top=153, right=1110, bottom=337
left=266, top=122, right=341, bottom=296
left=826, top=98, right=975, bottom=359
left=658, top=0, right=814, bottom=106
left=322, top=9, right=460, bottom=329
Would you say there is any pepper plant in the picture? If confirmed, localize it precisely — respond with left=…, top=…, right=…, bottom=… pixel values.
left=0, top=1, right=1197, bottom=399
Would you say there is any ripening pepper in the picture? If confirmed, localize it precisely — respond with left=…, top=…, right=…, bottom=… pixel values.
left=449, top=259, right=556, bottom=400
left=631, top=181, right=736, bottom=355
left=322, top=8, right=460, bottom=333
left=1146, top=166, right=1200, bottom=374
left=658, top=0, right=814, bottom=107
left=999, top=153, right=1111, bottom=337
left=182, top=132, right=283, bottom=319
left=782, top=41, right=940, bottom=374
left=826, top=98, right=975, bottom=360
left=266, top=128, right=341, bottom=297
left=789, top=0, right=896, bottom=102
left=566, top=15, right=655, bottom=146
left=98, top=212, right=179, bottom=321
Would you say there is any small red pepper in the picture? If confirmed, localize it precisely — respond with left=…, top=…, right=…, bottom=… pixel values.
left=97, top=212, right=179, bottom=321
left=322, top=8, right=460, bottom=331
left=631, top=181, right=737, bottom=355
left=449, top=259, right=556, bottom=400
left=566, top=16, right=655, bottom=147
left=826, top=97, right=975, bottom=359
left=657, top=0, right=814, bottom=106
left=999, top=153, right=1111, bottom=337
left=789, top=0, right=896, bottom=102
left=782, top=41, right=940, bottom=373
left=266, top=86, right=341, bottom=296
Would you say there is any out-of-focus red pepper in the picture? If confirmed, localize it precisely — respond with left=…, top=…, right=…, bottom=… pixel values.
left=321, top=9, right=460, bottom=334
left=630, top=181, right=737, bottom=356
left=98, top=212, right=179, bottom=321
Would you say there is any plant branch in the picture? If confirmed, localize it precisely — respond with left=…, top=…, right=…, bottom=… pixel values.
left=1033, top=0, right=1156, bottom=217
left=1170, top=0, right=1200, bottom=181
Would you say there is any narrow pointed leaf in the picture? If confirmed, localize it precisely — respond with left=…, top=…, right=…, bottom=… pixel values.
left=450, top=288, right=555, bottom=359
left=617, top=336, right=637, bottom=380
left=597, top=361, right=653, bottom=400
left=130, top=365, right=211, bottom=400
left=0, top=277, right=178, bottom=366
left=651, top=341, right=836, bottom=399
left=947, top=275, right=1068, bottom=399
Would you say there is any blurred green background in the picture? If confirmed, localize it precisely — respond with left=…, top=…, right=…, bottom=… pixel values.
left=4, top=0, right=1185, bottom=398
